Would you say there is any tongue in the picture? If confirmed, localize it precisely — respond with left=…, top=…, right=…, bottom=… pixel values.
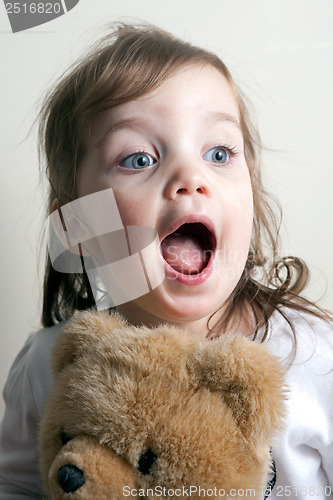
left=161, top=232, right=207, bottom=275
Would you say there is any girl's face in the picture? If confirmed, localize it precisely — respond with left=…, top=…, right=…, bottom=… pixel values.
left=78, top=64, right=253, bottom=336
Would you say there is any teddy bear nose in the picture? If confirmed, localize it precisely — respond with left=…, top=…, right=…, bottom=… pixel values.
left=57, top=464, right=85, bottom=493
left=138, top=448, right=157, bottom=475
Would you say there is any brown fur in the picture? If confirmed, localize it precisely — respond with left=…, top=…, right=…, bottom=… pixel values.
left=39, top=310, right=286, bottom=499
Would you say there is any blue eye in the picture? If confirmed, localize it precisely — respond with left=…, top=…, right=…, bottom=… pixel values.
left=120, top=153, right=155, bottom=169
left=203, top=147, right=230, bottom=164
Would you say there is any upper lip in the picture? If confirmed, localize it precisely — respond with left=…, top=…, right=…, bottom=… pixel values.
left=159, top=214, right=217, bottom=246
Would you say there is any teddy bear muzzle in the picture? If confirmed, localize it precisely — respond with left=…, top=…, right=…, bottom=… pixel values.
left=57, top=464, right=86, bottom=493
left=44, top=435, right=139, bottom=499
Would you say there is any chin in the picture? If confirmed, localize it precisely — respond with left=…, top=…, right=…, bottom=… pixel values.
left=122, top=279, right=229, bottom=329
left=147, top=290, right=224, bottom=325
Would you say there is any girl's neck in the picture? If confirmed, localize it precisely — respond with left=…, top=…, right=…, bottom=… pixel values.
left=115, top=302, right=254, bottom=340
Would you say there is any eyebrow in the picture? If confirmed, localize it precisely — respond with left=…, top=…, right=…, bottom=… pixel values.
left=94, top=117, right=144, bottom=149
left=95, top=111, right=241, bottom=149
left=205, top=111, right=241, bottom=129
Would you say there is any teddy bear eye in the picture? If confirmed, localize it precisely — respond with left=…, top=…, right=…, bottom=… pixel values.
left=60, top=431, right=73, bottom=445
left=137, top=448, right=157, bottom=475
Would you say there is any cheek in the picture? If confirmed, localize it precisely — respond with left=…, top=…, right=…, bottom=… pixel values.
left=223, top=179, right=253, bottom=253
left=218, top=193, right=253, bottom=289
left=238, top=195, right=254, bottom=250
left=239, top=191, right=254, bottom=240
left=113, top=190, right=153, bottom=227
left=229, top=171, right=253, bottom=220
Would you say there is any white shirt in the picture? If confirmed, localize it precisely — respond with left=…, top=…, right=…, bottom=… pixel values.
left=0, top=309, right=332, bottom=499
left=265, top=310, right=333, bottom=499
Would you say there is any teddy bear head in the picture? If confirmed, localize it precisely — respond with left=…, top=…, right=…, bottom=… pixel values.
left=39, top=310, right=285, bottom=499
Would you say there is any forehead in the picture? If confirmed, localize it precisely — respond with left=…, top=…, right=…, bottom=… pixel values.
left=89, top=64, right=240, bottom=145
left=138, top=63, right=237, bottom=108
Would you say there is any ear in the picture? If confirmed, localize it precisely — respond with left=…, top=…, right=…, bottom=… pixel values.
left=52, top=310, right=128, bottom=375
left=187, top=335, right=286, bottom=444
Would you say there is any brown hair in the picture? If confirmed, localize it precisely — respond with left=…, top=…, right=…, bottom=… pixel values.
left=39, top=22, right=331, bottom=336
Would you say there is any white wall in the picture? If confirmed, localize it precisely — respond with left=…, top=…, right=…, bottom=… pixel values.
left=0, top=0, right=332, bottom=420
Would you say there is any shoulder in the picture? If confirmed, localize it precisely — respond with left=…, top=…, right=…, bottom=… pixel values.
left=265, top=307, right=333, bottom=373
left=4, top=321, right=65, bottom=417
left=26, top=321, right=65, bottom=368
left=266, top=307, right=333, bottom=443
left=265, top=308, right=333, bottom=430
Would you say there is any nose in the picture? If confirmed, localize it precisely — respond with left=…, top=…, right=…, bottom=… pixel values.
left=57, top=464, right=85, bottom=493
left=163, top=152, right=211, bottom=200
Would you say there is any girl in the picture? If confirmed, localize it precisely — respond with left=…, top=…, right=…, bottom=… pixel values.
left=0, top=23, right=332, bottom=499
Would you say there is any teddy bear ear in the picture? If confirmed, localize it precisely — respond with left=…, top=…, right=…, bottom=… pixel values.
left=52, top=309, right=127, bottom=375
left=187, top=335, right=286, bottom=444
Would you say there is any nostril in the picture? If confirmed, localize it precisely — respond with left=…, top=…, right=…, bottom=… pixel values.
left=57, top=464, right=85, bottom=493
left=176, top=186, right=206, bottom=195
left=138, top=448, right=157, bottom=475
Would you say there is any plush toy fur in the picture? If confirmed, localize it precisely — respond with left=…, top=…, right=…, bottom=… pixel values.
left=39, top=310, right=286, bottom=499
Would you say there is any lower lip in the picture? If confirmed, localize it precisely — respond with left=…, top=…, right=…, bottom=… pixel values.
left=162, top=251, right=215, bottom=286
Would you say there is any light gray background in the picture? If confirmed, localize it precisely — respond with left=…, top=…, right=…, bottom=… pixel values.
left=0, top=0, right=332, bottom=420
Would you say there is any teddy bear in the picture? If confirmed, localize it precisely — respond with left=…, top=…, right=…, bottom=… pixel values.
left=39, top=309, right=286, bottom=499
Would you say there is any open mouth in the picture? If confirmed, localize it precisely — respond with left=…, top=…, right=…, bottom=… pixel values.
left=160, top=222, right=216, bottom=276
